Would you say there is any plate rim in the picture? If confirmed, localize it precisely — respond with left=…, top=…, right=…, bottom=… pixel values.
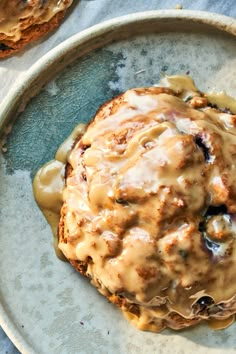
left=0, top=9, right=236, bottom=354
left=0, top=9, right=236, bottom=138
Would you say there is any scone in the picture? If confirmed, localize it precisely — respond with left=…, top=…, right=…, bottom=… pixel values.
left=0, top=0, right=73, bottom=58
left=57, top=76, right=236, bottom=332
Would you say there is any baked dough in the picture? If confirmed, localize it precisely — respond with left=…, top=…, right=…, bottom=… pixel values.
left=0, top=0, right=73, bottom=58
left=57, top=76, right=236, bottom=332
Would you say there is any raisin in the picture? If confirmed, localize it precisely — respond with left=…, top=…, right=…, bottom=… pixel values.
left=0, top=43, right=12, bottom=51
left=205, top=205, right=227, bottom=216
left=198, top=205, right=229, bottom=256
left=208, top=102, right=219, bottom=109
left=115, top=198, right=128, bottom=205
left=194, top=136, right=210, bottom=162
left=178, top=249, right=188, bottom=259
left=204, top=236, right=220, bottom=253
left=196, top=296, right=214, bottom=307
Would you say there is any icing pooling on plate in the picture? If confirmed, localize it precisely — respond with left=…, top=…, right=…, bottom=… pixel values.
left=159, top=75, right=236, bottom=114
left=33, top=123, right=86, bottom=260
left=33, top=75, right=236, bottom=332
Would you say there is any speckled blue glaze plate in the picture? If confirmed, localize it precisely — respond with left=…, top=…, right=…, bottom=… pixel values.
left=0, top=10, right=236, bottom=354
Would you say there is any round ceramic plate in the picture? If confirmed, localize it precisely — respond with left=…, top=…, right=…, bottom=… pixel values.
left=0, top=10, right=236, bottom=354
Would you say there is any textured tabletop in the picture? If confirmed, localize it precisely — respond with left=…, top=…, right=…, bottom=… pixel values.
left=0, top=0, right=235, bottom=353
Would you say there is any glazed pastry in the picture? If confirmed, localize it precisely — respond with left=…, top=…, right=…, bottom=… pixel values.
left=0, top=0, right=73, bottom=58
left=34, top=75, right=236, bottom=332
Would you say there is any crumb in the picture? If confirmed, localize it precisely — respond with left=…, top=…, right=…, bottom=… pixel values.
left=1, top=145, right=7, bottom=153
left=135, top=69, right=146, bottom=75
left=175, top=4, right=183, bottom=9
left=161, top=65, right=168, bottom=72
left=80, top=321, right=84, bottom=325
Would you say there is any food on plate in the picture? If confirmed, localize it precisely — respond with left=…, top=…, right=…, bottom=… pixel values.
left=34, top=75, right=236, bottom=332
left=0, top=0, right=73, bottom=58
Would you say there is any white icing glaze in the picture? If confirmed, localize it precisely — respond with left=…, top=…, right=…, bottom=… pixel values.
left=33, top=123, right=86, bottom=259
left=34, top=75, right=236, bottom=331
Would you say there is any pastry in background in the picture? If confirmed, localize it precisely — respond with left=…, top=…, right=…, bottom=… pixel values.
left=0, top=0, right=73, bottom=58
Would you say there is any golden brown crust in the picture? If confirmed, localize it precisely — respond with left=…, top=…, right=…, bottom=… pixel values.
left=59, top=88, right=205, bottom=331
left=69, top=259, right=88, bottom=277
left=58, top=81, right=236, bottom=332
left=0, top=10, right=67, bottom=58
